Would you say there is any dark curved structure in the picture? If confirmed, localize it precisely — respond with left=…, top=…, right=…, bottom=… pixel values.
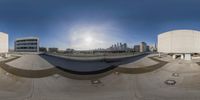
left=39, top=53, right=148, bottom=75
left=0, top=54, right=168, bottom=79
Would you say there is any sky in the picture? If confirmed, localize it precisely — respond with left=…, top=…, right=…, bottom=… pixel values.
left=1, top=0, right=200, bottom=50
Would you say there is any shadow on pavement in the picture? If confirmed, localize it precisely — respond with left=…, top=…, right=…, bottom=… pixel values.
left=116, top=56, right=168, bottom=74
left=0, top=57, right=56, bottom=78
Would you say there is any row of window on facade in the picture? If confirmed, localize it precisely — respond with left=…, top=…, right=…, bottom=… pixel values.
left=16, top=47, right=37, bottom=49
left=16, top=43, right=38, bottom=45
left=15, top=37, right=39, bottom=52
left=16, top=39, right=38, bottom=42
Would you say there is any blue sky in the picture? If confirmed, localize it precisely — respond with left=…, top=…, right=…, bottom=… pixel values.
left=1, top=0, right=200, bottom=50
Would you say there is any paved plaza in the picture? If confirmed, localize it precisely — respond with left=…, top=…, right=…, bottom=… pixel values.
left=0, top=54, right=199, bottom=100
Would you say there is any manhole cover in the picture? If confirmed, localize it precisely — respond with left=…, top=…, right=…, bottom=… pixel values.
left=91, top=80, right=101, bottom=84
left=165, top=80, right=176, bottom=85
left=172, top=73, right=179, bottom=77
left=114, top=71, right=120, bottom=75
left=53, top=74, right=60, bottom=79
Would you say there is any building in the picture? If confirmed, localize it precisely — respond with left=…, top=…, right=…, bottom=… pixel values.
left=134, top=42, right=149, bottom=52
left=149, top=45, right=157, bottom=52
left=134, top=45, right=140, bottom=52
left=146, top=45, right=150, bottom=52
left=0, top=32, right=8, bottom=54
left=140, top=42, right=147, bottom=52
left=65, top=48, right=75, bottom=54
left=48, top=48, right=58, bottom=53
left=39, top=47, right=48, bottom=52
left=15, top=37, right=39, bottom=52
left=157, top=30, right=200, bottom=60
left=108, top=42, right=129, bottom=51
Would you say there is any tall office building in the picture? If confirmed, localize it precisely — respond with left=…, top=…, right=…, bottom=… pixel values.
left=134, top=45, right=140, bottom=52
left=108, top=42, right=129, bottom=51
left=140, top=42, right=147, bottom=52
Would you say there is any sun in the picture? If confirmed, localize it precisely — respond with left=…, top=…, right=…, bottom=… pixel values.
left=68, top=24, right=114, bottom=50
left=84, top=36, right=93, bottom=43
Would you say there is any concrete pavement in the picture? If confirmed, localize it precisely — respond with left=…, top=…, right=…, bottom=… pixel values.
left=0, top=54, right=199, bottom=99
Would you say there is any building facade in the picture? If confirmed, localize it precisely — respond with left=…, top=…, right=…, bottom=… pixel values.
left=39, top=47, right=48, bottom=52
left=0, top=32, right=8, bottom=53
left=48, top=48, right=58, bottom=53
left=140, top=42, right=147, bottom=52
left=134, top=45, right=140, bottom=52
left=108, top=43, right=129, bottom=51
left=15, top=37, right=39, bottom=52
left=157, top=30, right=200, bottom=60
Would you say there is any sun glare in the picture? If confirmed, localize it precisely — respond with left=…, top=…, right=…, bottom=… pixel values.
left=68, top=24, right=117, bottom=50
left=85, top=36, right=93, bottom=43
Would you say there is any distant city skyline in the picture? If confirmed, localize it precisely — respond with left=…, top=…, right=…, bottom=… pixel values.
left=1, top=0, right=200, bottom=50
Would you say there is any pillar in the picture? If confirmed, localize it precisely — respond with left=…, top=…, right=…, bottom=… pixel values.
left=172, top=54, right=176, bottom=59
left=181, top=54, right=184, bottom=59
left=184, top=54, right=191, bottom=60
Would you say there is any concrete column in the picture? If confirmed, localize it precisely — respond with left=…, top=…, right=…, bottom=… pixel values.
left=181, top=54, right=184, bottom=59
left=184, top=54, right=191, bottom=60
left=172, top=54, right=176, bottom=59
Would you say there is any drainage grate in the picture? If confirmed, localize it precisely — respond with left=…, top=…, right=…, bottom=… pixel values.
left=91, top=80, right=101, bottom=84
left=172, top=73, right=179, bottom=77
left=53, top=74, right=60, bottom=79
left=165, top=80, right=176, bottom=85
left=114, top=71, right=120, bottom=75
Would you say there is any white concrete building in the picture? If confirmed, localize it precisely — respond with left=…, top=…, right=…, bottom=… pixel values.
left=158, top=30, right=200, bottom=60
left=0, top=32, right=8, bottom=53
left=15, top=37, right=39, bottom=52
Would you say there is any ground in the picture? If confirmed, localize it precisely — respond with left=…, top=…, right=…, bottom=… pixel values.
left=0, top=54, right=199, bottom=100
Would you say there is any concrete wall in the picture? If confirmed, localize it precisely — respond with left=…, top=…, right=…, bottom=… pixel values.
left=158, top=30, right=200, bottom=53
left=0, top=32, right=8, bottom=53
